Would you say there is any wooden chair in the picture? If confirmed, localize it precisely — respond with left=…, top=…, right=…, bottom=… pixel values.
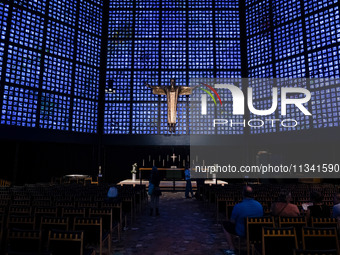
left=294, top=249, right=338, bottom=255
left=48, top=230, right=84, bottom=255
left=61, top=208, right=85, bottom=229
left=246, top=217, right=275, bottom=255
left=279, top=216, right=307, bottom=244
left=7, top=229, right=41, bottom=254
left=311, top=217, right=338, bottom=228
left=89, top=208, right=119, bottom=241
left=73, top=217, right=111, bottom=255
left=7, top=215, right=36, bottom=230
left=262, top=227, right=298, bottom=255
left=302, top=227, right=339, bottom=253
left=8, top=206, right=32, bottom=216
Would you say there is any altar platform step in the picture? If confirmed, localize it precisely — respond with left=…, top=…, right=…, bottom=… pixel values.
left=117, top=179, right=228, bottom=191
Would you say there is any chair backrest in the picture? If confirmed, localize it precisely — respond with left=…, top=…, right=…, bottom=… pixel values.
left=279, top=216, right=307, bottom=243
left=73, top=217, right=102, bottom=246
left=40, top=216, right=69, bottom=232
left=7, top=229, right=41, bottom=253
left=311, top=217, right=338, bottom=228
left=302, top=227, right=339, bottom=252
left=294, top=249, right=338, bottom=255
left=8, top=206, right=32, bottom=216
left=48, top=230, right=83, bottom=255
left=247, top=217, right=275, bottom=244
left=262, top=227, right=298, bottom=255
left=89, top=208, right=113, bottom=234
left=7, top=215, right=36, bottom=230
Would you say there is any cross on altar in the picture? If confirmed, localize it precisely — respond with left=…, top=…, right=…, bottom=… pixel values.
left=171, top=153, right=177, bottom=163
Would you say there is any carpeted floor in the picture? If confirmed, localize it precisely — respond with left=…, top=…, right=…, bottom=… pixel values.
left=112, top=192, right=230, bottom=255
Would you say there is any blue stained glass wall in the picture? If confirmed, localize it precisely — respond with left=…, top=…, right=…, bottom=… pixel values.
left=0, top=0, right=102, bottom=133
left=246, top=0, right=340, bottom=133
left=105, top=0, right=242, bottom=135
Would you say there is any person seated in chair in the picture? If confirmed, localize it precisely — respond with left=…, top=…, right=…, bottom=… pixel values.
left=332, top=193, right=340, bottom=219
left=222, top=186, right=263, bottom=255
left=306, top=191, right=330, bottom=223
left=270, top=190, right=300, bottom=217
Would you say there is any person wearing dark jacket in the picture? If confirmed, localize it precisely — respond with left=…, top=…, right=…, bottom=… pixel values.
left=149, top=166, right=161, bottom=216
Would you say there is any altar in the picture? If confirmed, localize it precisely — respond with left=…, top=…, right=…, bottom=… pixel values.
left=138, top=168, right=184, bottom=190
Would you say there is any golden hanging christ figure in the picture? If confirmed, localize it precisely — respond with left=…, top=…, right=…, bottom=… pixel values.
left=146, top=78, right=196, bottom=133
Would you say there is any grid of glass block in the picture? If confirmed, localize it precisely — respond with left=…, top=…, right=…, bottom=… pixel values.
left=273, top=20, right=303, bottom=60
left=188, top=11, right=213, bottom=38
left=0, top=2, right=8, bottom=41
left=308, top=46, right=340, bottom=79
left=161, top=11, right=186, bottom=38
left=248, top=65, right=274, bottom=78
left=305, top=6, right=340, bottom=51
left=107, top=41, right=132, bottom=69
left=161, top=41, right=186, bottom=69
left=216, top=40, right=241, bottom=69
left=77, top=31, right=101, bottom=67
left=135, top=11, right=159, bottom=38
left=272, top=0, right=301, bottom=26
left=276, top=56, right=306, bottom=78
left=188, top=0, right=212, bottom=8
left=5, top=45, right=41, bottom=88
left=104, top=102, right=130, bottom=134
left=247, top=34, right=272, bottom=68
left=134, top=40, right=159, bottom=69
left=109, top=0, right=133, bottom=8
left=250, top=100, right=277, bottom=134
left=216, top=103, right=244, bottom=134
left=311, top=88, right=340, bottom=128
left=49, top=0, right=77, bottom=26
left=188, top=41, right=213, bottom=69
left=1, top=85, right=38, bottom=127
left=216, top=71, right=242, bottom=78
left=14, top=0, right=47, bottom=14
left=43, top=55, right=73, bottom=94
left=304, top=0, right=338, bottom=14
left=245, top=0, right=259, bottom=7
left=246, top=0, right=270, bottom=36
left=215, top=0, right=238, bottom=8
left=136, top=0, right=159, bottom=8
left=46, top=21, right=75, bottom=59
left=214, top=78, right=243, bottom=102
left=162, top=0, right=186, bottom=8
left=215, top=10, right=240, bottom=38
left=79, top=0, right=102, bottom=36
left=189, top=102, right=215, bottom=135
left=10, top=8, right=44, bottom=49
left=72, top=98, right=98, bottom=133
left=248, top=79, right=276, bottom=100
left=74, top=64, right=100, bottom=100
left=278, top=96, right=310, bottom=131
left=0, top=42, right=4, bottom=83
left=39, top=93, right=71, bottom=130
left=160, top=103, right=187, bottom=134
left=108, top=10, right=133, bottom=40
left=105, top=71, right=131, bottom=101
left=132, top=71, right=159, bottom=101
left=132, top=103, right=158, bottom=134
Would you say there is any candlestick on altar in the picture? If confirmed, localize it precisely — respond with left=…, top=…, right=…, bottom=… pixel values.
left=159, top=155, right=161, bottom=162
left=183, top=160, right=185, bottom=167
left=143, top=159, right=145, bottom=166
left=192, top=159, right=194, bottom=165
left=163, top=159, right=165, bottom=167
left=179, top=155, right=181, bottom=162
left=153, top=160, right=155, bottom=166
left=167, top=155, right=169, bottom=161
left=149, top=155, right=151, bottom=161
left=203, top=160, right=205, bottom=166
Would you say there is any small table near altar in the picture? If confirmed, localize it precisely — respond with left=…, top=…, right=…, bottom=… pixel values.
left=139, top=167, right=185, bottom=191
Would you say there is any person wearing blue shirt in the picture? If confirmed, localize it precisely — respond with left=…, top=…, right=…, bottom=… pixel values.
left=332, top=193, right=340, bottom=219
left=222, top=186, right=263, bottom=255
left=184, top=164, right=194, bottom=199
